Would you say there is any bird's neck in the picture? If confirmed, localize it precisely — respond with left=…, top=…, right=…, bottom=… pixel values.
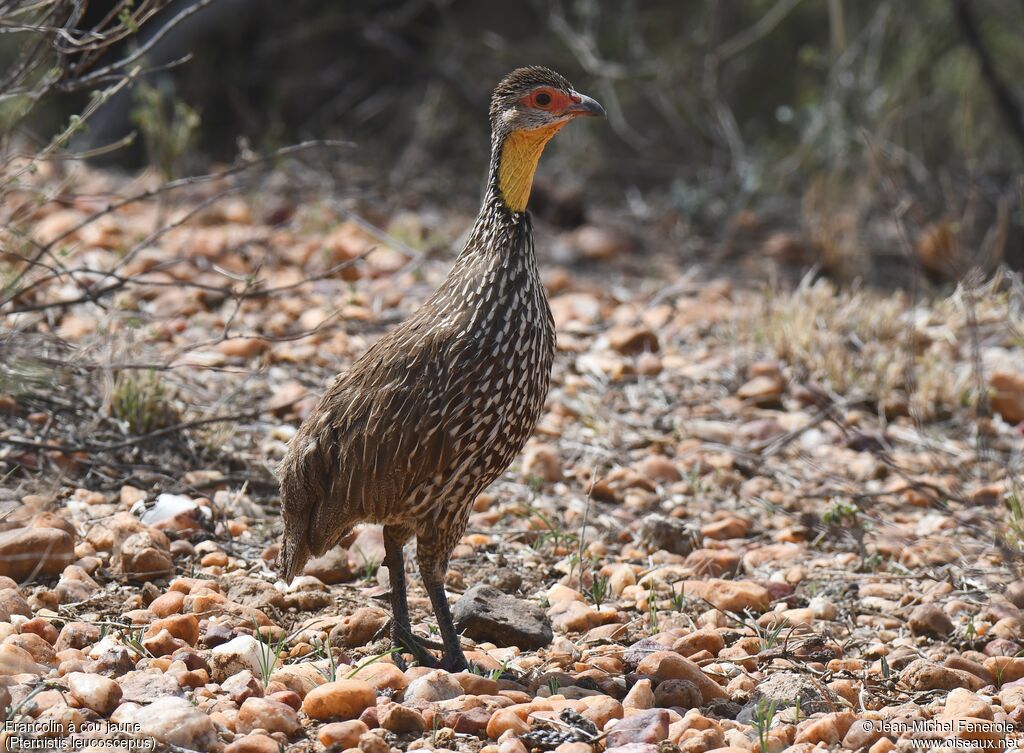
left=450, top=124, right=566, bottom=271
left=487, top=123, right=567, bottom=213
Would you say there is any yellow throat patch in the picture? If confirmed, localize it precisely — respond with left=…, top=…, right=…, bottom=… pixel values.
left=497, top=121, right=567, bottom=213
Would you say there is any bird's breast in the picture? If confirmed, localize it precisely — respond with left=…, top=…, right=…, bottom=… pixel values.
left=433, top=258, right=554, bottom=449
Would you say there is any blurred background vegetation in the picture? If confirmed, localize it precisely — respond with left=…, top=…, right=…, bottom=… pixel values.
left=4, top=0, right=1024, bottom=286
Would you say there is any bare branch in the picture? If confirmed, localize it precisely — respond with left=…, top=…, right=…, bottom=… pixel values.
left=716, top=0, right=805, bottom=61
left=951, top=0, right=1024, bottom=153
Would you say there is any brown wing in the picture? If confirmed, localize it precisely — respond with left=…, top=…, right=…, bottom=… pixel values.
left=277, top=315, right=461, bottom=580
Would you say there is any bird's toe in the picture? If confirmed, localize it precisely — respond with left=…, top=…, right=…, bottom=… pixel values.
left=392, top=627, right=441, bottom=668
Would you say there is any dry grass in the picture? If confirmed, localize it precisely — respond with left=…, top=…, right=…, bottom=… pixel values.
left=736, top=273, right=1023, bottom=419
left=109, top=369, right=179, bottom=435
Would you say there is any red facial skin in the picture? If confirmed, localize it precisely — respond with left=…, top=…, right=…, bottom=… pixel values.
left=517, top=87, right=582, bottom=117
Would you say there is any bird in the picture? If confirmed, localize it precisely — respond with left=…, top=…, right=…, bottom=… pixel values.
left=277, top=67, right=604, bottom=672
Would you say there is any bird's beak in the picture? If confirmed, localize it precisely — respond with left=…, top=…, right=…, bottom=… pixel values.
left=565, top=92, right=606, bottom=118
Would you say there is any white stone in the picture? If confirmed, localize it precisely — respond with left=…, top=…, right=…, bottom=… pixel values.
left=209, top=634, right=266, bottom=682
left=808, top=596, right=838, bottom=621
left=133, top=696, right=218, bottom=749
left=403, top=670, right=463, bottom=703
left=68, top=671, right=122, bottom=715
left=109, top=702, right=141, bottom=725
left=138, top=493, right=205, bottom=527
left=87, top=635, right=123, bottom=660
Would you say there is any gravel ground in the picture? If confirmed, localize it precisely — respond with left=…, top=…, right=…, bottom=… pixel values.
left=1, top=165, right=1023, bottom=752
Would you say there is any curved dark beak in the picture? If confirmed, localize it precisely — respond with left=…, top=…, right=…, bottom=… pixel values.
left=566, top=92, right=606, bottom=118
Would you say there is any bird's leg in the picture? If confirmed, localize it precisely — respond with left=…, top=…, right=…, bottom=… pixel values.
left=417, top=544, right=469, bottom=673
left=383, top=525, right=439, bottom=669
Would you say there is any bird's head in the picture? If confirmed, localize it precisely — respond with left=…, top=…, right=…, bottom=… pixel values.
left=488, top=66, right=605, bottom=213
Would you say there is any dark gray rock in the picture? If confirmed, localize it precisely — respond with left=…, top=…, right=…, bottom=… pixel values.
left=622, top=637, right=664, bottom=670
left=452, top=584, right=552, bottom=650
left=702, top=697, right=742, bottom=720
left=86, top=648, right=135, bottom=678
left=486, top=567, right=523, bottom=594
left=200, top=622, right=234, bottom=649
left=654, top=679, right=701, bottom=709
left=907, top=603, right=954, bottom=638
left=638, top=514, right=699, bottom=556
left=736, top=671, right=839, bottom=724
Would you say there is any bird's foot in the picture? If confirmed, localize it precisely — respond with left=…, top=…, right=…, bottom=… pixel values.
left=391, top=628, right=443, bottom=670
left=391, top=651, right=410, bottom=672
left=439, top=651, right=470, bottom=674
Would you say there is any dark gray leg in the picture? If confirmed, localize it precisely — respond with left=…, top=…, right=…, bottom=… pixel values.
left=383, top=525, right=439, bottom=668
left=417, top=542, right=469, bottom=673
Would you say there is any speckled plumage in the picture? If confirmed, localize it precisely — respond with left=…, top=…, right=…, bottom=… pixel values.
left=278, top=188, right=554, bottom=570
left=278, top=67, right=601, bottom=671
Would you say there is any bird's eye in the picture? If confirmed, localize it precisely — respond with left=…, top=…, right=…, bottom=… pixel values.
left=533, top=91, right=552, bottom=107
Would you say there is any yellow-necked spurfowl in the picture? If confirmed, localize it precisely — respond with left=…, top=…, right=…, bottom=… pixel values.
left=278, top=67, right=604, bottom=671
